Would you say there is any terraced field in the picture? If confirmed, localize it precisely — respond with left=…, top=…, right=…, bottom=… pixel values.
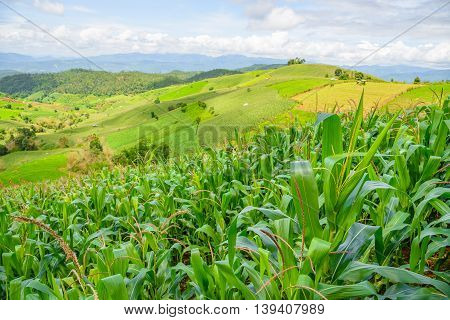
left=0, top=64, right=448, bottom=185
left=1, top=96, right=448, bottom=300
left=293, top=82, right=415, bottom=113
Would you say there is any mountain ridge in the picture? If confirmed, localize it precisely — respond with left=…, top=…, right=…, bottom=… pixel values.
left=0, top=52, right=285, bottom=73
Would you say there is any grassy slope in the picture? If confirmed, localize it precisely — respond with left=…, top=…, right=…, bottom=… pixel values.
left=384, top=82, right=450, bottom=110
left=293, top=81, right=414, bottom=113
left=0, top=64, right=443, bottom=184
left=0, top=149, right=68, bottom=185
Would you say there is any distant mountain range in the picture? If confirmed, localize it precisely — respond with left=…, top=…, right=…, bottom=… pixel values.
left=2, top=53, right=448, bottom=83
left=0, top=52, right=285, bottom=73
left=346, top=65, right=450, bottom=82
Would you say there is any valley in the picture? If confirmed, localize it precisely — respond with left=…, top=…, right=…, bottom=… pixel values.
left=0, top=63, right=448, bottom=185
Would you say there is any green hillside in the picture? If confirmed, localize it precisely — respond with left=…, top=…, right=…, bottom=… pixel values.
left=0, top=69, right=192, bottom=97
left=1, top=96, right=448, bottom=299
left=0, top=64, right=447, bottom=185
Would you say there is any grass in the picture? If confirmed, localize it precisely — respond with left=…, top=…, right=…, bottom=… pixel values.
left=384, top=82, right=450, bottom=111
left=0, top=65, right=447, bottom=184
left=0, top=149, right=68, bottom=185
left=159, top=81, right=208, bottom=101
left=269, top=78, right=331, bottom=97
left=0, top=108, right=21, bottom=120
left=0, top=96, right=447, bottom=300
left=294, top=82, right=414, bottom=113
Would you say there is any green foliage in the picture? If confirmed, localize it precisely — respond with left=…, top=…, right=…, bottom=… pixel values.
left=198, top=101, right=207, bottom=109
left=355, top=72, right=364, bottom=81
left=0, top=69, right=186, bottom=97
left=288, top=57, right=306, bottom=65
left=0, top=96, right=448, bottom=300
left=187, top=69, right=242, bottom=82
left=114, top=139, right=170, bottom=165
left=0, top=143, right=8, bottom=156
left=9, top=127, right=37, bottom=151
left=168, top=102, right=187, bottom=111
left=414, top=76, right=421, bottom=84
left=88, top=134, right=103, bottom=154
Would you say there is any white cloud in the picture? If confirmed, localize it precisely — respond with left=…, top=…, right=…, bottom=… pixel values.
left=1, top=20, right=449, bottom=67
left=248, top=7, right=304, bottom=30
left=32, top=0, right=64, bottom=15
left=71, top=5, right=93, bottom=14
left=0, top=0, right=448, bottom=67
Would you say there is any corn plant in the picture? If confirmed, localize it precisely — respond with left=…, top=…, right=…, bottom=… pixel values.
left=0, top=94, right=448, bottom=300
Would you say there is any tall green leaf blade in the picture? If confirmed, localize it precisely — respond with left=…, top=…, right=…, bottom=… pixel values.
left=339, top=261, right=450, bottom=297
left=331, top=223, right=379, bottom=281
left=318, top=281, right=377, bottom=299
left=98, top=274, right=129, bottom=300
left=290, top=160, right=323, bottom=245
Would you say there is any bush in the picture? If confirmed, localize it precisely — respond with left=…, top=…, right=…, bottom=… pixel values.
left=88, top=134, right=103, bottom=154
left=168, top=102, right=187, bottom=112
left=10, top=127, right=37, bottom=151
left=0, top=144, right=8, bottom=156
left=113, top=139, right=170, bottom=165
left=287, top=57, right=306, bottom=65
left=338, top=72, right=349, bottom=80
left=355, top=72, right=364, bottom=81
left=198, top=101, right=207, bottom=109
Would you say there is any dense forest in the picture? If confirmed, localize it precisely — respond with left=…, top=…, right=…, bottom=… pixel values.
left=0, top=68, right=253, bottom=98
left=0, top=69, right=190, bottom=97
left=187, top=68, right=241, bottom=82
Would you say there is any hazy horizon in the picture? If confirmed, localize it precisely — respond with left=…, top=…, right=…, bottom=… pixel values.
left=0, top=0, right=449, bottom=68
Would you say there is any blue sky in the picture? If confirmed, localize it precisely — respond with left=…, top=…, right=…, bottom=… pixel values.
left=0, top=0, right=449, bottom=67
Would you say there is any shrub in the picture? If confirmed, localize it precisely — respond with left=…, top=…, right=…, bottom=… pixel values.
left=0, top=144, right=8, bottom=156
left=198, top=101, right=207, bottom=109
left=113, top=139, right=170, bottom=165
left=88, top=134, right=103, bottom=154
left=9, top=127, right=37, bottom=151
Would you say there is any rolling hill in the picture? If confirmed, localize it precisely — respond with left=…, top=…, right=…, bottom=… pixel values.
left=0, top=52, right=285, bottom=73
left=0, top=63, right=447, bottom=185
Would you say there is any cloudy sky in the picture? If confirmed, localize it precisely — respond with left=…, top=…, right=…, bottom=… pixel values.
left=0, top=0, right=449, bottom=67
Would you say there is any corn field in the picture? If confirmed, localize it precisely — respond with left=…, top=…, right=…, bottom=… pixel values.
left=0, top=94, right=449, bottom=300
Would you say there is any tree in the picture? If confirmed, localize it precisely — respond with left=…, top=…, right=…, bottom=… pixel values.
left=88, top=134, right=103, bottom=154
left=338, top=72, right=349, bottom=80
left=154, top=97, right=160, bottom=104
left=414, top=76, right=421, bottom=84
left=288, top=57, right=306, bottom=65
left=334, top=68, right=343, bottom=77
left=355, top=72, right=364, bottom=81
left=10, top=127, right=37, bottom=151
left=198, top=101, right=207, bottom=109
